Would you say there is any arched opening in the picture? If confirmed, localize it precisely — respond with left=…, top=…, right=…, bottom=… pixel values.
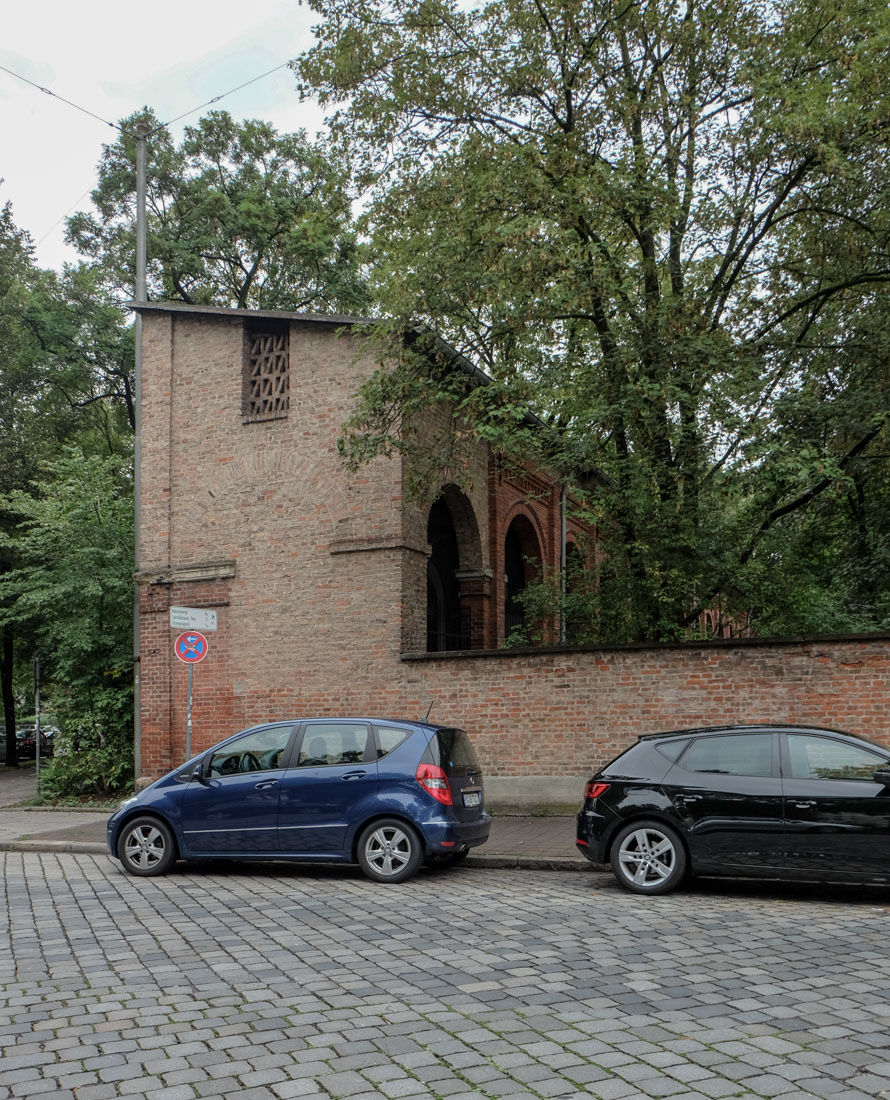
left=504, top=514, right=542, bottom=640
left=426, top=486, right=483, bottom=651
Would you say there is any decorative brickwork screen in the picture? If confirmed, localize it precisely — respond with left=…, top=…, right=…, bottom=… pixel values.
left=243, top=328, right=289, bottom=422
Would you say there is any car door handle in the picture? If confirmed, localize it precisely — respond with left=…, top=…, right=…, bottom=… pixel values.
left=791, top=800, right=816, bottom=809
left=254, top=780, right=278, bottom=790
left=677, top=794, right=702, bottom=803
left=341, top=771, right=367, bottom=780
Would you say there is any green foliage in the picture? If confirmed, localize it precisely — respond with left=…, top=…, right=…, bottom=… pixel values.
left=0, top=194, right=134, bottom=781
left=38, top=695, right=133, bottom=802
left=68, top=109, right=371, bottom=313
left=300, top=0, right=890, bottom=641
left=26, top=265, right=136, bottom=436
left=0, top=442, right=134, bottom=786
left=0, top=449, right=134, bottom=689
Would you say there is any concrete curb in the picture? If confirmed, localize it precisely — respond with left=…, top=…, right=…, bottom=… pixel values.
left=0, top=840, right=109, bottom=855
left=0, top=838, right=600, bottom=872
left=466, top=854, right=593, bottom=872
left=3, top=804, right=117, bottom=813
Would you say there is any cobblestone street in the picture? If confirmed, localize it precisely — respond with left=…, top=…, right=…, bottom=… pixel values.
left=3, top=854, right=890, bottom=1099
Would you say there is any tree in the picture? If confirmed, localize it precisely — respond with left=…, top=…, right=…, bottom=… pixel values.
left=0, top=194, right=135, bottom=768
left=0, top=450, right=134, bottom=795
left=68, top=109, right=371, bottom=313
left=20, top=265, right=136, bottom=441
left=298, top=0, right=890, bottom=641
left=0, top=197, right=45, bottom=765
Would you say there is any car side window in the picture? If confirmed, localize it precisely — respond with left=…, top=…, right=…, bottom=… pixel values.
left=209, top=726, right=293, bottom=777
left=680, top=734, right=773, bottom=777
left=297, top=723, right=371, bottom=767
left=375, top=726, right=412, bottom=759
left=655, top=738, right=689, bottom=762
left=786, top=735, right=887, bottom=781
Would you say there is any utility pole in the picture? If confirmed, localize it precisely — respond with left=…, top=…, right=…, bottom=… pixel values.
left=133, top=121, right=148, bottom=778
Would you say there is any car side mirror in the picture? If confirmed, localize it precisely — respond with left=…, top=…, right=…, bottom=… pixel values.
left=873, top=769, right=890, bottom=787
left=189, top=763, right=207, bottom=783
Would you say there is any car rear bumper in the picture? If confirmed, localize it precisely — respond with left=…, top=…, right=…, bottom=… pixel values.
left=576, top=807, right=611, bottom=864
left=420, top=812, right=491, bottom=852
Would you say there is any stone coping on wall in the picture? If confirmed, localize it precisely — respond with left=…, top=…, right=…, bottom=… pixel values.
left=401, top=630, right=890, bottom=661
left=135, top=560, right=238, bottom=586
left=130, top=299, right=375, bottom=327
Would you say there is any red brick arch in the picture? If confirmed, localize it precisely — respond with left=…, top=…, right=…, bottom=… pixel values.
left=426, top=484, right=485, bottom=651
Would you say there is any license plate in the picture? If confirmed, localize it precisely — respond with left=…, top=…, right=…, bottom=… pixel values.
left=463, top=791, right=481, bottom=807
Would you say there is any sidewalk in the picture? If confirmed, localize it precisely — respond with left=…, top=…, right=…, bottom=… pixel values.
left=0, top=763, right=594, bottom=871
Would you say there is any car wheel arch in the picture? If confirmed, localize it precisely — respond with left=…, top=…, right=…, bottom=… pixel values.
left=115, top=813, right=181, bottom=877
left=115, top=809, right=180, bottom=854
left=604, top=811, right=691, bottom=867
left=349, top=811, right=425, bottom=862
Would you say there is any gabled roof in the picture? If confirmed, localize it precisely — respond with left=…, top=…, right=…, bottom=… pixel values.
left=129, top=300, right=375, bottom=326
left=131, top=300, right=611, bottom=485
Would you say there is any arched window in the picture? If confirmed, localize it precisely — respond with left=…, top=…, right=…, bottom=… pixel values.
left=426, top=486, right=482, bottom=652
left=504, top=515, right=542, bottom=640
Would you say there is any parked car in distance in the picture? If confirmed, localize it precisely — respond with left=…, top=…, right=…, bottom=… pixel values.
left=577, top=724, right=890, bottom=895
left=108, top=717, right=490, bottom=883
left=14, top=725, right=56, bottom=759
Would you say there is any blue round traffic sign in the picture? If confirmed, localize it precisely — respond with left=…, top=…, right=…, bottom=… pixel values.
left=174, top=631, right=209, bottom=663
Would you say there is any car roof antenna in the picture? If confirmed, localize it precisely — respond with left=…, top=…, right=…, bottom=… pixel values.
left=423, top=700, right=434, bottom=723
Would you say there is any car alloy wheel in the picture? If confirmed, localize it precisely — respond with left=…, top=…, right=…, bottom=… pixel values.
left=117, top=815, right=177, bottom=877
left=357, top=818, right=423, bottom=883
left=611, top=819, right=687, bottom=895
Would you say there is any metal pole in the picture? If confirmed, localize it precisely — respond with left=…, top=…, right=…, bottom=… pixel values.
left=133, top=122, right=148, bottom=779
left=135, top=123, right=147, bottom=302
left=186, top=663, right=193, bottom=761
left=560, top=483, right=567, bottom=644
left=33, top=657, right=40, bottom=788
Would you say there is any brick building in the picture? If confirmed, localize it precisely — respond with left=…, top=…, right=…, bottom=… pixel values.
left=135, top=303, right=594, bottom=797
left=135, top=302, right=890, bottom=809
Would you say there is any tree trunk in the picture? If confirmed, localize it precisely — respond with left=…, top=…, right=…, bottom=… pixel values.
left=1, top=626, right=17, bottom=768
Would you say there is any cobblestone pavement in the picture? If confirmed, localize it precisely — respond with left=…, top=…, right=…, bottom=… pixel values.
left=3, top=855, right=890, bottom=1100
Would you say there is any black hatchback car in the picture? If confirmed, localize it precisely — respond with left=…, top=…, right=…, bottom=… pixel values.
left=577, top=724, right=890, bottom=895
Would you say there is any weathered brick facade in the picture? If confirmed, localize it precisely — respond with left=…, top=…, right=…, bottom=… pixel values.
left=136, top=303, right=890, bottom=808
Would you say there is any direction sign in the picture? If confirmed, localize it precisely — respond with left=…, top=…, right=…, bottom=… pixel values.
left=170, top=606, right=217, bottom=632
left=174, top=631, right=209, bottom=664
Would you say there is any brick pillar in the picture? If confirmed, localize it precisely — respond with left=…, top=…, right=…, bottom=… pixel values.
left=138, top=583, right=174, bottom=780
left=456, top=570, right=493, bottom=649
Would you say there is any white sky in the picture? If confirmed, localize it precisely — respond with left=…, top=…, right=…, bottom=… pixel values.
left=1, top=0, right=327, bottom=271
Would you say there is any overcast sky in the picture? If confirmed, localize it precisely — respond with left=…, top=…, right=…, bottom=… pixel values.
left=1, top=0, right=327, bottom=272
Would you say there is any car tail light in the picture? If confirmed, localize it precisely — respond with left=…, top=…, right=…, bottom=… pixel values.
left=416, top=763, right=453, bottom=805
left=584, top=781, right=610, bottom=801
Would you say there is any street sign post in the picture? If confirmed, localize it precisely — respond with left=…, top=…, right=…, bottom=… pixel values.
left=174, top=631, right=209, bottom=760
left=170, top=606, right=217, bottom=632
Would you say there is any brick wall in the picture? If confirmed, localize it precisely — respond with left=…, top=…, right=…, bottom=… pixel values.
left=136, top=304, right=890, bottom=808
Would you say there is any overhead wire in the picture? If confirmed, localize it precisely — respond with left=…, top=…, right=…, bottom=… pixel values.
left=36, top=187, right=95, bottom=246
left=151, top=60, right=295, bottom=134
left=0, top=58, right=297, bottom=139
left=1, top=56, right=298, bottom=251
left=0, top=62, right=123, bottom=131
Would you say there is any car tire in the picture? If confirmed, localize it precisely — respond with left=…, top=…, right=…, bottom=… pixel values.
left=357, top=818, right=423, bottom=883
left=117, top=815, right=178, bottom=877
left=610, top=819, right=687, bottom=895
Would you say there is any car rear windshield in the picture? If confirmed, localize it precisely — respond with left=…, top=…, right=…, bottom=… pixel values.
left=428, top=728, right=481, bottom=776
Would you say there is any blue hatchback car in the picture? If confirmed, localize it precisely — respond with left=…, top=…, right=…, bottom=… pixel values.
left=108, top=717, right=490, bottom=883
